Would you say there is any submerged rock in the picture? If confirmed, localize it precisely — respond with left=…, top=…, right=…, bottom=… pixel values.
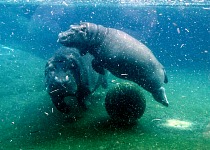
left=105, top=82, right=146, bottom=125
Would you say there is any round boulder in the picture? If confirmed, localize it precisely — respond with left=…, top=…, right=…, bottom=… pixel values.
left=105, top=82, right=146, bottom=124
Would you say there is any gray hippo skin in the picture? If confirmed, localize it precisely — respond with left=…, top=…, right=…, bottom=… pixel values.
left=45, top=47, right=108, bottom=113
left=58, top=22, right=169, bottom=107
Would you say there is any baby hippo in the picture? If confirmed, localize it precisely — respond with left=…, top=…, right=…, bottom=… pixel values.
left=45, top=47, right=107, bottom=113
left=58, top=22, right=169, bottom=107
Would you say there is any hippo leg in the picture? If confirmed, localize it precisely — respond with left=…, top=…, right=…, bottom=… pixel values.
left=99, top=74, right=108, bottom=89
left=152, top=87, right=169, bottom=107
left=51, top=96, right=70, bottom=113
left=92, top=58, right=105, bottom=75
left=76, top=87, right=91, bottom=110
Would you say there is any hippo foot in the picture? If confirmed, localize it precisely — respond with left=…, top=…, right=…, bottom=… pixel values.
left=152, top=87, right=169, bottom=107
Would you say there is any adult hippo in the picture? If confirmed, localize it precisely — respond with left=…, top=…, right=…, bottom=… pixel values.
left=45, top=47, right=108, bottom=113
left=57, top=22, right=169, bottom=107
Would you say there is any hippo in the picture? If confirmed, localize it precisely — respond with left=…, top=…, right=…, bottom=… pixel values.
left=57, top=22, right=169, bottom=107
left=45, top=47, right=108, bottom=113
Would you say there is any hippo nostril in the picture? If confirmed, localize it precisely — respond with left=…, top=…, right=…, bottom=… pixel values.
left=54, top=75, right=70, bottom=83
left=58, top=33, right=63, bottom=38
left=54, top=76, right=62, bottom=82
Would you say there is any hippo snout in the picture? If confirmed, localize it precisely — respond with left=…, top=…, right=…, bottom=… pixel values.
left=57, top=29, right=76, bottom=43
left=57, top=32, right=67, bottom=43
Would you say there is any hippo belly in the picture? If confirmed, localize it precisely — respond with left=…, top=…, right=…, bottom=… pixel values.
left=99, top=35, right=165, bottom=92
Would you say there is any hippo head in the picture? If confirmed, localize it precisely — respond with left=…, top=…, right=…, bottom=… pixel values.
left=58, top=23, right=89, bottom=55
left=45, top=53, right=79, bottom=97
left=58, top=22, right=107, bottom=55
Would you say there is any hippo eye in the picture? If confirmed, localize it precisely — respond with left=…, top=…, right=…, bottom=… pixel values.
left=70, top=63, right=76, bottom=69
left=80, top=26, right=87, bottom=32
left=66, top=62, right=77, bottom=70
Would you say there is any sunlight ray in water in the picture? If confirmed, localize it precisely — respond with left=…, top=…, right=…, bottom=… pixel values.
left=161, top=119, right=193, bottom=130
left=0, top=0, right=209, bottom=6
left=203, top=123, right=210, bottom=138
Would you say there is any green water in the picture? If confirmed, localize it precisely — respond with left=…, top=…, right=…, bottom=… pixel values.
left=0, top=44, right=210, bottom=150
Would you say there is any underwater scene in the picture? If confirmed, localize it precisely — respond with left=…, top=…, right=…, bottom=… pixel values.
left=0, top=0, right=210, bottom=149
